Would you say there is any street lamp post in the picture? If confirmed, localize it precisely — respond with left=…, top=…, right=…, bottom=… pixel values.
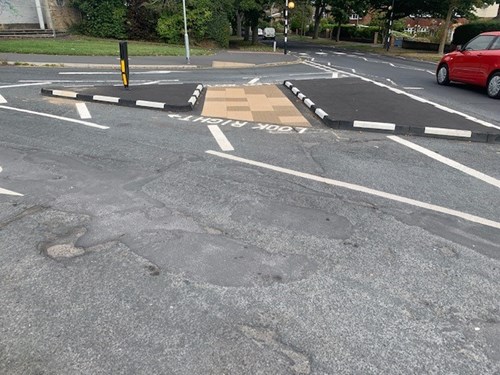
left=182, top=0, right=191, bottom=64
left=385, top=0, right=395, bottom=51
left=284, top=0, right=295, bottom=55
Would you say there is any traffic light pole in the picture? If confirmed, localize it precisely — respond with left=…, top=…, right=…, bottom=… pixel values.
left=284, top=0, right=289, bottom=55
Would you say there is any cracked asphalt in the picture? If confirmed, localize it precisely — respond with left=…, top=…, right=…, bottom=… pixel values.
left=1, top=62, right=499, bottom=374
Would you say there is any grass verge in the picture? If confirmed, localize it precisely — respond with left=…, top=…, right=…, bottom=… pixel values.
left=229, top=37, right=278, bottom=52
left=0, top=36, right=211, bottom=56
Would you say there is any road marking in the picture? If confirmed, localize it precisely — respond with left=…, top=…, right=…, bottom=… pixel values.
left=208, top=126, right=234, bottom=151
left=0, top=82, right=51, bottom=89
left=76, top=102, right=91, bottom=119
left=0, top=186, right=23, bottom=196
left=386, top=78, right=397, bottom=86
left=0, top=105, right=109, bottom=130
left=0, top=94, right=7, bottom=104
left=248, top=78, right=260, bottom=84
left=403, top=87, right=424, bottom=90
left=206, top=150, right=500, bottom=230
left=315, top=52, right=327, bottom=55
left=388, top=136, right=500, bottom=189
left=59, top=71, right=176, bottom=75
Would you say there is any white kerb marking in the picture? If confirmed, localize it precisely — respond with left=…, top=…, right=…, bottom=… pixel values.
left=76, top=102, right=91, bottom=119
left=315, top=108, right=328, bottom=119
left=207, top=126, right=234, bottom=152
left=248, top=78, right=260, bottom=84
left=0, top=186, right=23, bottom=196
left=93, top=95, right=119, bottom=103
left=136, top=100, right=165, bottom=109
left=304, top=98, right=315, bottom=108
left=206, top=150, right=500, bottom=230
left=52, top=90, right=78, bottom=98
left=388, top=136, right=500, bottom=189
left=188, top=97, right=197, bottom=105
left=0, top=105, right=109, bottom=130
left=0, top=94, right=7, bottom=104
left=424, top=127, right=472, bottom=138
left=353, top=121, right=396, bottom=131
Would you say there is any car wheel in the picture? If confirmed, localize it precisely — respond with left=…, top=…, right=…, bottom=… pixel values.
left=487, top=72, right=500, bottom=99
left=436, top=64, right=450, bottom=85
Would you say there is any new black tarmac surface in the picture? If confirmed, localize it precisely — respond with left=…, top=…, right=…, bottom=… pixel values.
left=41, top=83, right=203, bottom=111
left=287, top=78, right=500, bottom=136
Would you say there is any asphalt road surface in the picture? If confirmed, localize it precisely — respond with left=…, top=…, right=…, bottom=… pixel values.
left=1, top=55, right=499, bottom=375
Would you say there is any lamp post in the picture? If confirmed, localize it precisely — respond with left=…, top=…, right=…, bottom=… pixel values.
left=182, top=0, right=191, bottom=64
left=284, top=0, right=295, bottom=55
left=385, top=0, right=395, bottom=51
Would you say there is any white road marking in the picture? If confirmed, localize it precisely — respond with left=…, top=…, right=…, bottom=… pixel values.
left=316, top=52, right=327, bottom=55
left=76, top=102, right=91, bottom=119
left=0, top=94, right=7, bottom=104
left=207, top=126, right=234, bottom=151
left=59, top=72, right=115, bottom=75
left=0, top=165, right=22, bottom=195
left=206, top=150, right=500, bottom=230
left=389, top=63, right=395, bottom=67
left=386, top=78, right=397, bottom=86
left=0, top=82, right=51, bottom=89
left=426, top=70, right=435, bottom=75
left=388, top=136, right=500, bottom=189
left=0, top=186, right=23, bottom=196
left=0, top=105, right=109, bottom=129
left=403, top=87, right=424, bottom=90
left=248, top=78, right=260, bottom=84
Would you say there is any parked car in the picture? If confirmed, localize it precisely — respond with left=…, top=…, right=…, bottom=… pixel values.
left=263, top=27, right=276, bottom=40
left=436, top=31, right=500, bottom=98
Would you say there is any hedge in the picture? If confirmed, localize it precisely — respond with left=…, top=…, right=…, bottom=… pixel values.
left=452, top=21, right=500, bottom=45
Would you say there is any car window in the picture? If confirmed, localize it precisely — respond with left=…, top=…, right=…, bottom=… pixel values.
left=464, top=35, right=496, bottom=51
left=490, top=37, right=500, bottom=50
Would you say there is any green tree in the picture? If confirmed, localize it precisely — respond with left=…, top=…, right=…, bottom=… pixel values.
left=71, top=0, right=127, bottom=38
left=330, top=0, right=370, bottom=41
left=422, top=0, right=496, bottom=53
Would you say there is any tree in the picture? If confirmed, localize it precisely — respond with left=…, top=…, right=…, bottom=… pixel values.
left=422, top=0, right=496, bottom=54
left=330, top=0, right=370, bottom=42
left=311, top=0, right=329, bottom=39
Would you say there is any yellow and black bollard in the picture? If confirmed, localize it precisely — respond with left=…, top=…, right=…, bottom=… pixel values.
left=119, top=41, right=130, bottom=88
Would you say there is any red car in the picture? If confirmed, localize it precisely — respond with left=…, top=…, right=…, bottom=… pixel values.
left=436, top=31, right=500, bottom=98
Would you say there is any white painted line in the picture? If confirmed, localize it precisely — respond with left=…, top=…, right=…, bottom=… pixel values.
left=353, top=121, right=396, bottom=131
left=311, top=58, right=315, bottom=62
left=136, top=100, right=165, bottom=109
left=0, top=82, right=50, bottom=89
left=0, top=166, right=2, bottom=173
left=332, top=72, right=339, bottom=78
left=52, top=89, right=78, bottom=98
left=315, top=108, right=328, bottom=119
left=389, top=63, right=395, bottom=67
left=0, top=105, right=109, bottom=130
left=388, top=136, right=500, bottom=189
left=386, top=79, right=397, bottom=86
left=59, top=72, right=116, bottom=75
left=76, top=102, right=91, bottom=119
left=304, top=98, right=315, bottom=108
left=93, top=95, right=120, bottom=103
left=206, top=150, right=500, bottom=230
left=0, top=186, right=23, bottom=196
left=403, top=87, right=424, bottom=90
left=207, top=126, right=234, bottom=152
left=0, top=94, right=7, bottom=104
left=424, top=127, right=472, bottom=138
left=248, top=78, right=260, bottom=84
left=315, top=52, right=327, bottom=55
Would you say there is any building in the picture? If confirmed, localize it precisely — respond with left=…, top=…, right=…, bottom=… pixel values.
left=474, top=3, right=500, bottom=19
left=0, top=0, right=80, bottom=32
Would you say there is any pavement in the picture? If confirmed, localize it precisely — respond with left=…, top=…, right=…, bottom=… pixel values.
left=0, top=50, right=298, bottom=69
